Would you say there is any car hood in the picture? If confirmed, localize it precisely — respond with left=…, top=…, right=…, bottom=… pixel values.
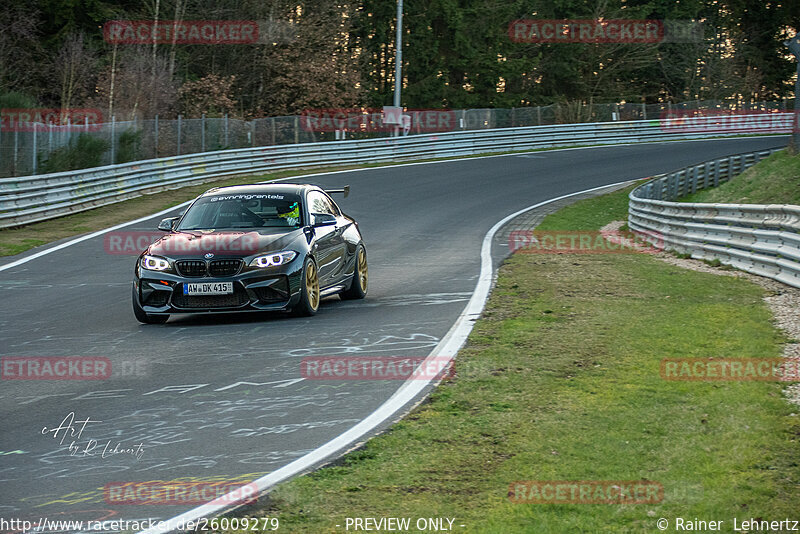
left=147, top=229, right=304, bottom=259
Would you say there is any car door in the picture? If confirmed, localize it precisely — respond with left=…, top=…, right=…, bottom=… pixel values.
left=307, top=191, right=346, bottom=287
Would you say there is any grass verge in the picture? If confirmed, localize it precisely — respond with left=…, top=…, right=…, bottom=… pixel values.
left=680, top=149, right=800, bottom=205
left=222, top=186, right=800, bottom=533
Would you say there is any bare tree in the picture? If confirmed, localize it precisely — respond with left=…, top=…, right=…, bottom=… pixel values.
left=0, top=3, right=43, bottom=94
left=179, top=74, right=238, bottom=116
left=95, top=48, right=178, bottom=120
left=55, top=33, right=97, bottom=113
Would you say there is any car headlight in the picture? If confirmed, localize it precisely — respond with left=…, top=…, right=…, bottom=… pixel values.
left=250, top=251, right=297, bottom=268
left=141, top=255, right=171, bottom=271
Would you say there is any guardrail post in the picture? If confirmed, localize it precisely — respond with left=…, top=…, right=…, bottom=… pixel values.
left=726, top=156, right=734, bottom=183
left=177, top=114, right=182, bottom=156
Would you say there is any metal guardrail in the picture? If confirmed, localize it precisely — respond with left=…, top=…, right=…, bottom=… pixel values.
left=628, top=148, right=800, bottom=289
left=0, top=114, right=791, bottom=228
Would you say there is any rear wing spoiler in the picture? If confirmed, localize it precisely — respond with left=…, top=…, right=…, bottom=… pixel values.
left=325, top=185, right=350, bottom=198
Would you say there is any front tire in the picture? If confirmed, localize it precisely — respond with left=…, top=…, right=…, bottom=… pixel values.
left=292, top=258, right=320, bottom=316
left=132, top=284, right=169, bottom=324
left=341, top=245, right=367, bottom=300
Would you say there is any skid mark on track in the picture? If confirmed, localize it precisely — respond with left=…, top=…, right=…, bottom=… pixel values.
left=286, top=333, right=440, bottom=357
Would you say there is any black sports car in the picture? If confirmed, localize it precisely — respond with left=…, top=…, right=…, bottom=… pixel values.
left=132, top=183, right=367, bottom=323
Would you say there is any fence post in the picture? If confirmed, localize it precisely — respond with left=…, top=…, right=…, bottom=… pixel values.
left=224, top=113, right=229, bottom=148
left=641, top=102, right=647, bottom=120
left=294, top=116, right=299, bottom=144
left=201, top=113, right=206, bottom=152
left=14, top=130, right=19, bottom=176
left=110, top=115, right=116, bottom=164
left=154, top=115, right=159, bottom=158
left=271, top=118, right=276, bottom=145
left=32, top=126, right=37, bottom=175
left=537, top=106, right=541, bottom=126
left=177, top=114, right=182, bottom=156
left=48, top=123, right=53, bottom=152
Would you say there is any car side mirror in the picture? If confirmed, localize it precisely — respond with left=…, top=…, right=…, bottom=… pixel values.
left=158, top=217, right=178, bottom=231
left=312, top=213, right=337, bottom=227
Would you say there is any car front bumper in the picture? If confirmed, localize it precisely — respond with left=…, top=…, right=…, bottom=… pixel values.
left=134, top=260, right=304, bottom=315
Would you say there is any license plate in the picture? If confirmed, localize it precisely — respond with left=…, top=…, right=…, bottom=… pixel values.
left=183, top=282, right=233, bottom=295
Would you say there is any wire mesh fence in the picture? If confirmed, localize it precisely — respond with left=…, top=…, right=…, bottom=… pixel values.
left=1, top=98, right=795, bottom=177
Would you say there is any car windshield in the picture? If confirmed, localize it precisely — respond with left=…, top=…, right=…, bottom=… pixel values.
left=177, top=193, right=303, bottom=230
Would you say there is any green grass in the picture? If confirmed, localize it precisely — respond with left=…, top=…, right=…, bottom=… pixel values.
left=219, top=184, right=799, bottom=533
left=535, top=184, right=639, bottom=231
left=680, top=149, right=800, bottom=205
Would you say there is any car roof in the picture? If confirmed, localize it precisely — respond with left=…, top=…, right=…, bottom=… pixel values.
left=199, top=183, right=319, bottom=198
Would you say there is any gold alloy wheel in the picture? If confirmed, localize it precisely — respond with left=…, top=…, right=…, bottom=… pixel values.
left=358, top=248, right=368, bottom=293
left=306, top=261, right=320, bottom=310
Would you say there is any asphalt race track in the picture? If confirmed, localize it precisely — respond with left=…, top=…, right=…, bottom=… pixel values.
left=0, top=137, right=787, bottom=528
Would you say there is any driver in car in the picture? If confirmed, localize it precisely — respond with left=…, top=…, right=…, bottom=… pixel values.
left=276, top=201, right=300, bottom=226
